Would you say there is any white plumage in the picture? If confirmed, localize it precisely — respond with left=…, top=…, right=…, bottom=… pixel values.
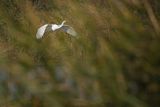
left=36, top=20, right=77, bottom=39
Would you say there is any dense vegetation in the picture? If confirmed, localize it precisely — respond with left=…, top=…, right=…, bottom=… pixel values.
left=0, top=0, right=159, bottom=107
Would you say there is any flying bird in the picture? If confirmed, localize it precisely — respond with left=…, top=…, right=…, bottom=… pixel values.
left=36, top=20, right=77, bottom=39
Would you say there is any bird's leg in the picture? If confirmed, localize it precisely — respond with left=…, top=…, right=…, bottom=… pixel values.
left=69, top=36, right=72, bottom=47
left=69, top=36, right=73, bottom=55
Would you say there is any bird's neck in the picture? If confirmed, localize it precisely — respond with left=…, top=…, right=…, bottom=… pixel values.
left=58, top=21, right=65, bottom=28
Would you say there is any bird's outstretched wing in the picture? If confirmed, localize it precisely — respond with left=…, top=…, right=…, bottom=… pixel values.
left=60, top=25, right=77, bottom=37
left=36, top=24, right=53, bottom=39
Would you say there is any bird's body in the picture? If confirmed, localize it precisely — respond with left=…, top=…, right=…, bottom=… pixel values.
left=36, top=21, right=77, bottom=39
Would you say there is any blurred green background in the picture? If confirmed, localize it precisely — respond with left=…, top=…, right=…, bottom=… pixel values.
left=0, top=0, right=160, bottom=107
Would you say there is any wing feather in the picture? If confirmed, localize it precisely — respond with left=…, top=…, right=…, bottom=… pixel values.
left=36, top=24, right=49, bottom=39
left=60, top=25, right=77, bottom=37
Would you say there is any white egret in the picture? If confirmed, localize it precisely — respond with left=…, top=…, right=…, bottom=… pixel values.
left=36, top=20, right=77, bottom=39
